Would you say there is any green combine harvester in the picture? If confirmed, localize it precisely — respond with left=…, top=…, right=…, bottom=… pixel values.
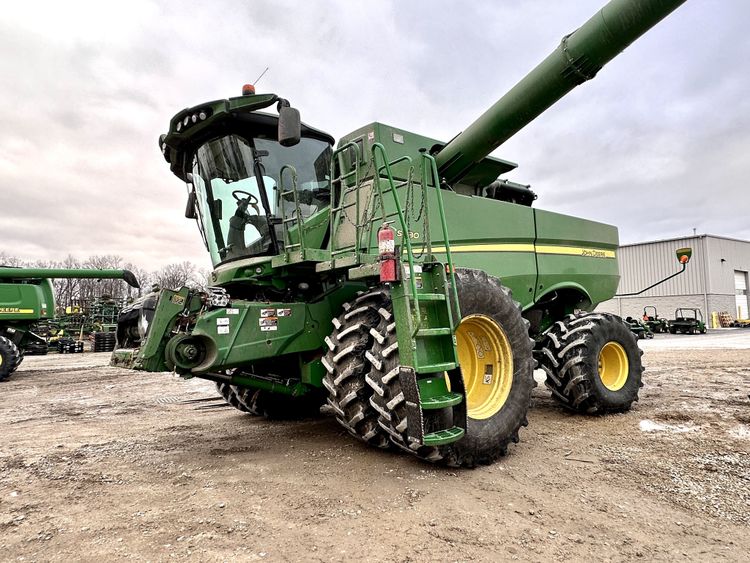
left=0, top=267, right=139, bottom=381
left=113, top=0, right=688, bottom=466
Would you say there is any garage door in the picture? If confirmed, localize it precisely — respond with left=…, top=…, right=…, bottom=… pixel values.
left=736, top=270, right=748, bottom=320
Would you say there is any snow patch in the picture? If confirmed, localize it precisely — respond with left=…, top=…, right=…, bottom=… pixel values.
left=728, top=425, right=750, bottom=440
left=639, top=419, right=699, bottom=434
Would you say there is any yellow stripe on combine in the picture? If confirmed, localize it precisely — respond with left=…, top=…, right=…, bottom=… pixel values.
left=0, top=308, right=35, bottom=314
left=426, top=244, right=615, bottom=258
left=429, top=244, right=534, bottom=254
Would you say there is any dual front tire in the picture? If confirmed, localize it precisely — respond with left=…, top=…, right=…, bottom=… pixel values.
left=325, top=269, right=536, bottom=467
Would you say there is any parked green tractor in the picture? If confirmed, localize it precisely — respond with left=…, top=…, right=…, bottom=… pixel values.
left=669, top=308, right=707, bottom=335
left=0, top=267, right=139, bottom=381
left=113, top=0, right=687, bottom=466
left=643, top=306, right=669, bottom=333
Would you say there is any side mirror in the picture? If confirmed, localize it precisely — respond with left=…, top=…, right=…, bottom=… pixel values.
left=676, top=247, right=692, bottom=264
left=278, top=104, right=301, bottom=147
left=185, top=173, right=197, bottom=219
left=185, top=191, right=197, bottom=219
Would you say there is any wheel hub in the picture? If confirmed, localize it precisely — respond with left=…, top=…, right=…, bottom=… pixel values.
left=598, top=341, right=629, bottom=391
left=455, top=314, right=513, bottom=420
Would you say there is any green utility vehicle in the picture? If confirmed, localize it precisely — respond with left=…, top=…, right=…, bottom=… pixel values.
left=625, top=317, right=654, bottom=340
left=113, top=0, right=688, bottom=466
left=0, top=267, right=139, bottom=381
left=643, top=306, right=669, bottom=333
left=669, top=308, right=707, bottom=335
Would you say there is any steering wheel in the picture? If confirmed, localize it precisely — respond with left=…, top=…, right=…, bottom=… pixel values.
left=232, top=190, right=259, bottom=205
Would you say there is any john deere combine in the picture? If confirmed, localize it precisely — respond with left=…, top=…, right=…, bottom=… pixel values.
left=0, top=267, right=139, bottom=381
left=113, top=0, right=687, bottom=466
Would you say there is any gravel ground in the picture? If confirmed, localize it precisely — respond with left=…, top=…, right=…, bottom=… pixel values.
left=1, top=332, right=749, bottom=562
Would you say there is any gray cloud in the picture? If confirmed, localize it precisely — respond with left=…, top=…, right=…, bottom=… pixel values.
left=1, top=0, right=748, bottom=271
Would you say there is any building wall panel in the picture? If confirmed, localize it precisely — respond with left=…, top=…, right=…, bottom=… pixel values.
left=596, top=235, right=750, bottom=323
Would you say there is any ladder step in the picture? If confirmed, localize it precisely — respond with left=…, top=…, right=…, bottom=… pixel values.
left=416, top=327, right=452, bottom=337
left=413, top=293, right=445, bottom=302
left=416, top=361, right=457, bottom=374
left=423, top=426, right=465, bottom=446
left=421, top=392, right=462, bottom=410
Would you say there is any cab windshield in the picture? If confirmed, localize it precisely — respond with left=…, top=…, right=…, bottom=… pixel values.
left=191, top=133, right=331, bottom=265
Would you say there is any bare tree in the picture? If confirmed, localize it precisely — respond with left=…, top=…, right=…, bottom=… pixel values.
left=152, top=261, right=198, bottom=290
left=195, top=267, right=212, bottom=290
left=53, top=255, right=82, bottom=313
left=0, top=251, right=25, bottom=267
left=81, top=255, right=125, bottom=301
left=124, top=263, right=150, bottom=299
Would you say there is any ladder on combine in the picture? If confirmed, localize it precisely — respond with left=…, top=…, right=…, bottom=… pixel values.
left=370, top=144, right=467, bottom=447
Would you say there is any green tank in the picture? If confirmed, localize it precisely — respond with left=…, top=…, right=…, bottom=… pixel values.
left=114, top=0, right=686, bottom=466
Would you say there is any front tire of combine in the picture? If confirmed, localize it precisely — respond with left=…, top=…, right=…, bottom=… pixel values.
left=536, top=313, right=643, bottom=414
left=0, top=336, right=21, bottom=382
left=12, top=347, right=24, bottom=372
left=322, top=289, right=392, bottom=449
left=368, top=269, right=536, bottom=467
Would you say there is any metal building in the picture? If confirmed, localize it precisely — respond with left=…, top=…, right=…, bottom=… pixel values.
left=596, top=234, right=750, bottom=325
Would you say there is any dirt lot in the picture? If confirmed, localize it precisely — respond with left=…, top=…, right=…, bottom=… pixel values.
left=2, top=332, right=749, bottom=562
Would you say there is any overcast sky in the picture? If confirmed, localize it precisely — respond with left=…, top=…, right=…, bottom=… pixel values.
left=1, top=1, right=748, bottom=271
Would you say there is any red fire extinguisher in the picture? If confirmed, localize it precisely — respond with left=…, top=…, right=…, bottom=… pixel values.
left=378, top=222, right=399, bottom=283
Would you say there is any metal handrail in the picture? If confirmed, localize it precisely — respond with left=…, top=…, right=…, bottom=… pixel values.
left=279, top=165, right=304, bottom=260
left=420, top=153, right=461, bottom=325
left=329, top=141, right=362, bottom=256
left=371, top=143, right=422, bottom=333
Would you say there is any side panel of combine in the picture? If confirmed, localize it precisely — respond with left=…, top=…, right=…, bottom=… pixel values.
left=0, top=281, right=52, bottom=321
left=430, top=191, right=537, bottom=306
left=534, top=209, right=619, bottom=308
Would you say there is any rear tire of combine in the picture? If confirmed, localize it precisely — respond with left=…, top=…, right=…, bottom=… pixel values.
left=535, top=313, right=643, bottom=414
left=216, top=383, right=322, bottom=419
left=368, top=269, right=536, bottom=467
left=0, top=336, right=20, bottom=382
left=322, top=289, right=392, bottom=449
left=245, top=390, right=323, bottom=420
left=215, top=382, right=252, bottom=413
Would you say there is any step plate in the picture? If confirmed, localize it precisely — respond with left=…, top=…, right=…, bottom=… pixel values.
left=423, top=427, right=465, bottom=446
left=421, top=392, right=463, bottom=410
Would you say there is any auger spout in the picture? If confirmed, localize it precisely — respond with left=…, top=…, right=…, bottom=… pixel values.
left=434, top=0, right=686, bottom=185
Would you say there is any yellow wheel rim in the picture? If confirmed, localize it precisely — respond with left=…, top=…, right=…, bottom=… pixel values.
left=598, top=341, right=629, bottom=391
left=455, top=314, right=513, bottom=420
